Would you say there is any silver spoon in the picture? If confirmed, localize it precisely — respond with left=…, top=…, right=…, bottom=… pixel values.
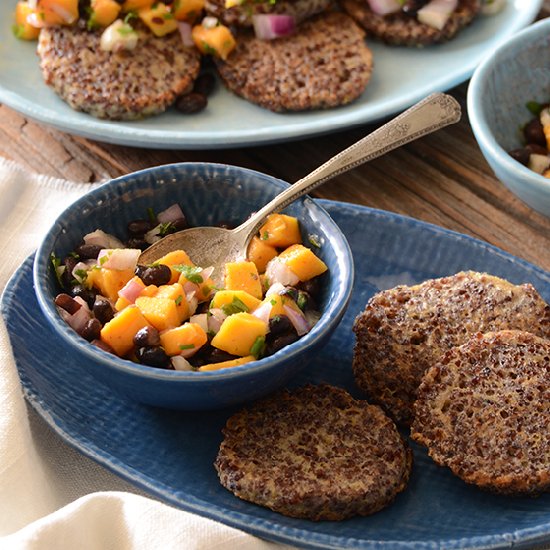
left=140, top=93, right=461, bottom=281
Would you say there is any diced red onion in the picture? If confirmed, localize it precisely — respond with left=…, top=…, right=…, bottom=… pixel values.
left=73, top=296, right=91, bottom=314
left=71, top=260, right=95, bottom=284
left=265, top=258, right=299, bottom=287
left=201, top=266, right=215, bottom=282
left=172, top=355, right=194, bottom=371
left=84, top=229, right=125, bottom=250
left=49, top=4, right=77, bottom=23
left=157, top=203, right=186, bottom=224
left=252, top=14, right=296, bottom=40
left=187, top=295, right=198, bottom=317
left=265, top=282, right=286, bottom=297
left=58, top=302, right=90, bottom=333
left=366, top=0, right=401, bottom=14
left=26, top=12, right=57, bottom=27
left=118, top=278, right=144, bottom=304
left=177, top=21, right=194, bottom=47
left=208, top=308, right=227, bottom=334
left=252, top=301, right=273, bottom=325
left=182, top=281, right=200, bottom=296
left=98, top=248, right=140, bottom=271
left=179, top=346, right=199, bottom=359
left=190, top=313, right=209, bottom=333
left=283, top=305, right=310, bottom=336
left=305, top=309, right=321, bottom=328
left=417, top=0, right=458, bottom=29
left=144, top=225, right=162, bottom=245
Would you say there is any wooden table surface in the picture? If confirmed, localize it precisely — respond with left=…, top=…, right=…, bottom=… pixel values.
left=1, top=11, right=549, bottom=273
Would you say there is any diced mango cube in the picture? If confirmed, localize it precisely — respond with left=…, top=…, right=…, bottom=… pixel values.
left=191, top=22, right=236, bottom=60
left=159, top=322, right=207, bottom=356
left=277, top=244, right=328, bottom=282
left=210, top=289, right=261, bottom=314
left=135, top=295, right=183, bottom=331
left=247, top=236, right=278, bottom=273
left=155, top=282, right=189, bottom=322
left=13, top=2, right=40, bottom=40
left=211, top=312, right=267, bottom=356
left=121, top=0, right=154, bottom=11
left=172, top=0, right=205, bottom=22
left=138, top=3, right=178, bottom=36
left=87, top=268, right=135, bottom=302
left=198, top=355, right=255, bottom=371
left=100, top=306, right=151, bottom=356
left=155, top=249, right=194, bottom=284
left=88, top=0, right=121, bottom=28
left=224, top=261, right=262, bottom=299
left=258, top=214, right=302, bottom=248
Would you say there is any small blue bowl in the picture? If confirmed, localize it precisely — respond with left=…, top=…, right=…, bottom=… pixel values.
left=33, top=163, right=353, bottom=410
left=468, top=18, right=550, bottom=218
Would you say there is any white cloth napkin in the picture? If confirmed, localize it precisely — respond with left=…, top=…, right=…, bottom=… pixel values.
left=0, top=157, right=287, bottom=550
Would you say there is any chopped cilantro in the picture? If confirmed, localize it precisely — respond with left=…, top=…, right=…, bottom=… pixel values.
left=221, top=296, right=249, bottom=316
left=147, top=207, right=156, bottom=224
left=117, top=24, right=137, bottom=36
left=124, top=11, right=138, bottom=23
left=261, top=230, right=269, bottom=241
left=175, top=295, right=183, bottom=306
left=270, top=298, right=277, bottom=306
left=179, top=344, right=195, bottom=350
left=250, top=336, right=265, bottom=359
left=158, top=222, right=175, bottom=236
left=50, top=253, right=65, bottom=287
left=173, top=265, right=203, bottom=284
left=12, top=24, right=25, bottom=39
left=297, top=291, right=307, bottom=311
left=308, top=234, right=321, bottom=248
left=163, top=12, right=175, bottom=19
left=526, top=101, right=543, bottom=116
left=201, top=41, right=218, bottom=56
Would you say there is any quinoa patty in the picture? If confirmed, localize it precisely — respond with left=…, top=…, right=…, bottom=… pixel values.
left=215, top=384, right=412, bottom=521
left=341, top=0, right=481, bottom=46
left=215, top=12, right=373, bottom=112
left=411, top=330, right=550, bottom=495
left=37, top=22, right=201, bottom=120
left=352, top=271, right=550, bottom=425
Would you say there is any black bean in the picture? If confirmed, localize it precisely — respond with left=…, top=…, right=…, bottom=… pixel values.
left=71, top=284, right=97, bottom=309
left=133, top=326, right=161, bottom=347
left=170, top=217, right=189, bottom=232
left=509, top=148, right=530, bottom=166
left=126, top=237, right=149, bottom=251
left=175, top=92, right=207, bottom=114
left=401, top=0, right=428, bottom=14
left=74, top=243, right=102, bottom=260
left=135, top=346, right=171, bottom=369
left=93, top=296, right=115, bottom=325
left=135, top=264, right=172, bottom=286
left=265, top=333, right=300, bottom=357
left=80, top=318, right=102, bottom=341
left=525, top=143, right=548, bottom=156
left=193, top=73, right=216, bottom=97
left=268, top=314, right=294, bottom=337
left=127, top=219, right=153, bottom=235
left=298, top=277, right=321, bottom=298
left=55, top=293, right=81, bottom=314
left=188, top=344, right=237, bottom=367
left=523, top=118, right=546, bottom=147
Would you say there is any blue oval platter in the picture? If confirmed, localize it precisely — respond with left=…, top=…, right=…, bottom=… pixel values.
left=2, top=200, right=550, bottom=549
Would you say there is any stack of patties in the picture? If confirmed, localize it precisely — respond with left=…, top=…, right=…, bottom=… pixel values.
left=341, top=0, right=481, bottom=46
left=208, top=0, right=373, bottom=112
left=353, top=271, right=550, bottom=495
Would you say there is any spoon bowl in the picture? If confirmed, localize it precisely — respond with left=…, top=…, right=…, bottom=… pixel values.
left=139, top=92, right=461, bottom=277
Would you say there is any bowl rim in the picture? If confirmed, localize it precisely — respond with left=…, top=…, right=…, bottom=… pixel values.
left=33, top=162, right=354, bottom=382
left=467, top=17, right=550, bottom=196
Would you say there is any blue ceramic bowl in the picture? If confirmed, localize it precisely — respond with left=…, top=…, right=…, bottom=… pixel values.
left=33, top=163, right=353, bottom=410
left=467, top=18, right=550, bottom=218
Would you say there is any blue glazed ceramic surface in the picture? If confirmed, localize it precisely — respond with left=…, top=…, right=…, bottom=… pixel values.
left=32, top=163, right=353, bottom=410
left=3, top=201, right=550, bottom=549
left=0, top=0, right=541, bottom=148
left=468, top=17, right=550, bottom=218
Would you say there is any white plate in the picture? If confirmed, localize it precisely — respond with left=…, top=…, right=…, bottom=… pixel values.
left=0, top=0, right=542, bottom=149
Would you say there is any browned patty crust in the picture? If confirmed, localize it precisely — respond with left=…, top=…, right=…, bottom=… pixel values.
left=352, top=271, right=550, bottom=425
left=205, top=0, right=332, bottom=27
left=411, top=330, right=550, bottom=495
left=340, top=0, right=481, bottom=46
left=215, top=384, right=412, bottom=521
left=37, top=22, right=201, bottom=120
left=215, top=12, right=373, bottom=112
